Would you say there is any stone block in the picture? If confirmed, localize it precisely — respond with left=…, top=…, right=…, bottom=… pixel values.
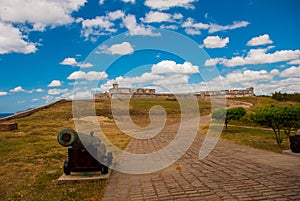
left=0, top=123, right=18, bottom=131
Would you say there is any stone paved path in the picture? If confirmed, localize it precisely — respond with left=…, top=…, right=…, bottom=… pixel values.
left=102, top=117, right=300, bottom=201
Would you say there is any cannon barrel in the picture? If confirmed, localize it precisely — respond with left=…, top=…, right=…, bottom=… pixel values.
left=57, top=128, right=112, bottom=175
left=57, top=128, right=100, bottom=148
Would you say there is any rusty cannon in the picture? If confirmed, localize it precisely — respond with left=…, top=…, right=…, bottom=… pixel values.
left=57, top=128, right=112, bottom=175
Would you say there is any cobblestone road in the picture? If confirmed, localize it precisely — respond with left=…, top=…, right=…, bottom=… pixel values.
left=103, top=117, right=300, bottom=201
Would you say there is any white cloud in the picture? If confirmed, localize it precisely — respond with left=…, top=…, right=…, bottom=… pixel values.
left=0, top=0, right=86, bottom=28
left=181, top=18, right=249, bottom=35
left=185, top=28, right=201, bottom=35
left=182, top=18, right=209, bottom=29
left=108, top=10, right=125, bottom=20
left=280, top=66, right=300, bottom=78
left=151, top=60, right=199, bottom=74
left=0, top=22, right=37, bottom=54
left=67, top=71, right=108, bottom=81
left=36, top=89, right=44, bottom=93
left=42, top=95, right=55, bottom=103
left=70, top=91, right=93, bottom=99
left=98, top=60, right=200, bottom=93
left=60, top=57, right=93, bottom=68
left=182, top=17, right=209, bottom=35
left=173, top=13, right=183, bottom=20
left=99, top=0, right=105, bottom=5
left=270, top=69, right=280, bottom=76
left=10, top=86, right=25, bottom=93
left=0, top=91, right=7, bottom=96
left=122, top=0, right=135, bottom=3
left=160, top=24, right=178, bottom=30
left=60, top=57, right=78, bottom=66
left=122, top=14, right=160, bottom=36
left=48, top=88, right=69, bottom=95
left=288, top=59, right=300, bottom=65
left=247, top=34, right=273, bottom=46
left=82, top=17, right=113, bottom=30
left=203, top=36, right=229, bottom=48
left=205, top=48, right=300, bottom=67
left=208, top=21, right=249, bottom=33
left=31, top=98, right=39, bottom=102
left=142, top=11, right=173, bottom=23
left=145, top=0, right=198, bottom=10
left=48, top=80, right=62, bottom=87
left=100, top=42, right=134, bottom=55
left=204, top=58, right=224, bottom=66
left=81, top=16, right=117, bottom=39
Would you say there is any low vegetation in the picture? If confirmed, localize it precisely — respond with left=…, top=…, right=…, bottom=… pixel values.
left=0, top=96, right=299, bottom=200
left=212, top=107, right=246, bottom=130
left=251, top=105, right=300, bottom=147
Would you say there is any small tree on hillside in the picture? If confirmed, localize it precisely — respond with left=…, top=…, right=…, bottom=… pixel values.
left=212, top=107, right=246, bottom=130
left=251, top=106, right=300, bottom=148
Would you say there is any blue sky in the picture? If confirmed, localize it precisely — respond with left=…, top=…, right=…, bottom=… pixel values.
left=0, top=0, right=300, bottom=113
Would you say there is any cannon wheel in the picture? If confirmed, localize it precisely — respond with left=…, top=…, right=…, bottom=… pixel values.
left=64, top=160, right=71, bottom=175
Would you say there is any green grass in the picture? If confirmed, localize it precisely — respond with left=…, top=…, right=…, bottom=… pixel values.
left=0, top=101, right=113, bottom=201
left=219, top=125, right=290, bottom=153
left=0, top=96, right=297, bottom=200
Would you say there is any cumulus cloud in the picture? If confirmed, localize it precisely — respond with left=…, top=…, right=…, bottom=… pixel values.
left=288, top=59, right=300, bottom=65
left=0, top=22, right=37, bottom=54
left=0, top=91, right=8, bottom=96
left=160, top=24, right=178, bottom=30
left=280, top=66, right=300, bottom=78
left=67, top=71, right=108, bottom=81
left=122, top=14, right=160, bottom=36
left=182, top=17, right=209, bottom=35
left=122, top=0, right=135, bottom=3
left=60, top=57, right=93, bottom=68
left=208, top=21, right=250, bottom=33
left=204, top=58, right=224, bottom=66
left=107, top=10, right=125, bottom=20
left=48, top=80, right=62, bottom=87
left=145, top=0, right=198, bottom=10
left=47, top=88, right=69, bottom=95
left=100, top=42, right=134, bottom=55
left=142, top=11, right=174, bottom=23
left=81, top=16, right=117, bottom=39
left=181, top=18, right=249, bottom=35
left=98, top=60, right=200, bottom=93
left=205, top=48, right=300, bottom=67
left=202, top=36, right=229, bottom=48
left=10, top=86, right=25, bottom=93
left=247, top=34, right=273, bottom=46
left=0, top=1, right=86, bottom=54
left=151, top=60, right=199, bottom=74
left=0, top=0, right=86, bottom=28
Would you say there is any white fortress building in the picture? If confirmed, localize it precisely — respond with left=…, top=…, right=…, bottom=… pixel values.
left=94, top=83, right=254, bottom=99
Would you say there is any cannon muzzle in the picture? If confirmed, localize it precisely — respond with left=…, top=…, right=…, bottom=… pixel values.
left=57, top=128, right=79, bottom=147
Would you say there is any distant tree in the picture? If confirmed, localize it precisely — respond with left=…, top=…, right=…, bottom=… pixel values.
left=271, top=91, right=300, bottom=102
left=212, top=107, right=246, bottom=130
left=281, top=106, right=300, bottom=136
left=271, top=91, right=287, bottom=101
left=251, top=106, right=300, bottom=148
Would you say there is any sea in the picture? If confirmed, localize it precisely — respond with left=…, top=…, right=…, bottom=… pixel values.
left=0, top=113, right=14, bottom=118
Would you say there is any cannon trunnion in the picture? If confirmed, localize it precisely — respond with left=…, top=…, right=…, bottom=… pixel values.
left=57, top=128, right=112, bottom=175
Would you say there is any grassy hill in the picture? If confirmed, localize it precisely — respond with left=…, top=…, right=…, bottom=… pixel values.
left=0, top=97, right=298, bottom=200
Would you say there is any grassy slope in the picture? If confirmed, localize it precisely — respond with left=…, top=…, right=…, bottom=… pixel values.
left=224, top=96, right=300, bottom=152
left=0, top=97, right=298, bottom=200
